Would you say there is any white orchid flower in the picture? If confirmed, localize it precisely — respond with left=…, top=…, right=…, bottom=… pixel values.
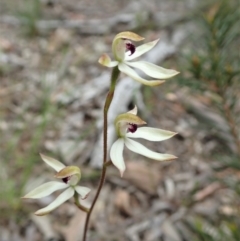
left=98, top=31, right=179, bottom=86
left=110, top=106, right=177, bottom=176
left=22, top=154, right=91, bottom=216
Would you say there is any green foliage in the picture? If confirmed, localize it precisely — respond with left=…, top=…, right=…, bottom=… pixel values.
left=175, top=2, right=240, bottom=240
left=178, top=0, right=240, bottom=91
left=177, top=0, right=240, bottom=157
left=0, top=78, right=60, bottom=218
left=17, top=0, right=42, bottom=36
left=186, top=216, right=240, bottom=241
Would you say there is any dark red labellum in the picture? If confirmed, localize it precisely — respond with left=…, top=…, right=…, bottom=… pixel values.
left=126, top=43, right=136, bottom=56
left=128, top=123, right=138, bottom=133
left=62, top=176, right=70, bottom=183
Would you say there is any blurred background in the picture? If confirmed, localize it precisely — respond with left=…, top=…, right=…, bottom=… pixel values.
left=0, top=0, right=239, bottom=240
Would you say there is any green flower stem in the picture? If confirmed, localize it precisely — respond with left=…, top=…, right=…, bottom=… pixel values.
left=74, top=192, right=90, bottom=213
left=103, top=67, right=120, bottom=163
left=82, top=66, right=120, bottom=241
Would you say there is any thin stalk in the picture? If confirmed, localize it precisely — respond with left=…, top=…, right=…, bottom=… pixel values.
left=82, top=67, right=120, bottom=241
left=103, top=67, right=120, bottom=163
left=74, top=192, right=90, bottom=213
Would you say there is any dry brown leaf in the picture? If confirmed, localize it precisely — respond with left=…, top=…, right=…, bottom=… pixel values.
left=60, top=208, right=86, bottom=241
left=193, top=182, right=221, bottom=201
left=114, top=189, right=132, bottom=216
left=0, top=37, right=13, bottom=52
left=124, top=161, right=161, bottom=195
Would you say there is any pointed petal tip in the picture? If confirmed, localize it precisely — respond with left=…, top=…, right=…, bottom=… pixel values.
left=167, top=155, right=178, bottom=161
left=128, top=105, right=138, bottom=115
left=174, top=71, right=180, bottom=76
left=39, top=153, right=45, bottom=159
left=119, top=163, right=126, bottom=177
left=165, top=131, right=178, bottom=138
left=75, top=186, right=91, bottom=199
left=153, top=38, right=160, bottom=44
left=81, top=192, right=91, bottom=200
left=157, top=80, right=165, bottom=85
left=115, top=162, right=126, bottom=178
left=170, top=70, right=180, bottom=78
left=35, top=210, right=48, bottom=216
left=120, top=169, right=125, bottom=178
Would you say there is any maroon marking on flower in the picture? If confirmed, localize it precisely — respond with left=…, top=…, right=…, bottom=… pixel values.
left=62, top=176, right=70, bottom=184
left=128, top=123, right=138, bottom=133
left=125, top=42, right=136, bottom=56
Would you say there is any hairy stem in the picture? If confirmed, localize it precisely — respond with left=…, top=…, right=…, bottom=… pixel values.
left=82, top=67, right=120, bottom=241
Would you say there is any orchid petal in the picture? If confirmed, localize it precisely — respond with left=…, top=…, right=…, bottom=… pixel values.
left=125, top=138, right=177, bottom=161
left=98, top=53, right=118, bottom=67
left=110, top=138, right=125, bottom=176
left=40, top=153, right=65, bottom=172
left=126, top=127, right=177, bottom=141
left=55, top=166, right=80, bottom=178
left=75, top=186, right=91, bottom=199
left=127, top=105, right=138, bottom=115
left=118, top=63, right=165, bottom=86
left=35, top=188, right=74, bottom=216
left=113, top=32, right=144, bottom=42
left=115, top=113, right=146, bottom=129
left=125, top=39, right=159, bottom=61
left=126, top=61, right=179, bottom=79
left=22, top=181, right=68, bottom=199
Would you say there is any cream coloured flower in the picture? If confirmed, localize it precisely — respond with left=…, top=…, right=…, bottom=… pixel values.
left=22, top=154, right=91, bottom=216
left=110, top=106, right=177, bottom=176
left=98, top=31, right=179, bottom=86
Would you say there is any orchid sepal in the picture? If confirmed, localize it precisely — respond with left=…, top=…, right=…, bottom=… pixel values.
left=126, top=61, right=180, bottom=79
left=126, top=127, right=177, bottom=141
left=118, top=63, right=166, bottom=86
left=34, top=188, right=75, bottom=216
left=40, top=153, right=65, bottom=172
left=22, top=181, right=68, bottom=199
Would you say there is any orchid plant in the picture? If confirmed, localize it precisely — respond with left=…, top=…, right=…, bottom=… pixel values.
left=23, top=31, right=179, bottom=241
